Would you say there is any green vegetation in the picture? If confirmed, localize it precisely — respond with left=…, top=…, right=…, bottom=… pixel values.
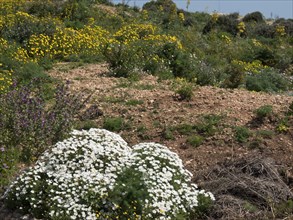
left=254, top=105, right=274, bottom=120
left=0, top=0, right=292, bottom=218
left=234, top=126, right=251, bottom=143
left=186, top=134, right=204, bottom=147
left=103, top=116, right=129, bottom=132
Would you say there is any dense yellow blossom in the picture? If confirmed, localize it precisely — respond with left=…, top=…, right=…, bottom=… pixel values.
left=28, top=25, right=110, bottom=59
left=237, top=22, right=246, bottom=34
left=276, top=25, right=286, bottom=36
left=232, top=60, right=269, bottom=74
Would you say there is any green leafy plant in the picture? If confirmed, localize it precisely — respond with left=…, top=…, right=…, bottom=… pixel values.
left=195, top=114, right=223, bottom=136
left=175, top=83, right=193, bottom=101
left=235, top=126, right=251, bottom=143
left=186, top=134, right=204, bottom=148
left=103, top=117, right=128, bottom=132
left=254, top=105, right=273, bottom=121
left=276, top=117, right=290, bottom=133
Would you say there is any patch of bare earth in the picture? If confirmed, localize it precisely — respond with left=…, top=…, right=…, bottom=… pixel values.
left=47, top=63, right=293, bottom=218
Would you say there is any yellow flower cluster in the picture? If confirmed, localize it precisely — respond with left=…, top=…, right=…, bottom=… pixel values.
left=276, top=25, right=286, bottom=36
left=237, top=21, right=246, bottom=34
left=13, top=48, right=31, bottom=63
left=0, top=0, right=26, bottom=15
left=105, top=23, right=182, bottom=67
left=221, top=34, right=232, bottom=44
left=232, top=60, right=269, bottom=74
left=143, top=34, right=182, bottom=49
left=212, top=13, right=219, bottom=22
left=28, top=25, right=110, bottom=59
left=178, top=12, right=185, bottom=21
left=0, top=63, right=13, bottom=93
left=252, top=39, right=262, bottom=47
left=114, top=24, right=156, bottom=44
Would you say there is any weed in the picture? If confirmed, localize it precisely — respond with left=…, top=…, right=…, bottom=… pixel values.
left=175, top=123, right=194, bottom=135
left=256, top=130, right=274, bottom=139
left=136, top=125, right=150, bottom=140
left=248, top=137, right=263, bottom=150
left=103, top=117, right=128, bottom=132
left=235, top=126, right=251, bottom=143
left=162, top=127, right=175, bottom=140
left=125, top=99, right=144, bottom=106
left=74, top=120, right=98, bottom=130
left=175, top=84, right=193, bottom=101
left=195, top=114, right=223, bottom=136
left=276, top=117, right=290, bottom=133
left=254, top=105, right=273, bottom=120
left=274, top=200, right=293, bottom=218
left=186, top=134, right=204, bottom=148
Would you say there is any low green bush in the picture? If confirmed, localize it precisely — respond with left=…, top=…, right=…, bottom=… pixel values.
left=235, top=126, right=251, bottom=143
left=186, top=134, right=204, bottom=148
left=175, top=83, right=193, bottom=101
left=254, top=105, right=273, bottom=120
left=245, top=69, right=290, bottom=92
left=103, top=117, right=128, bottom=132
left=243, top=11, right=264, bottom=23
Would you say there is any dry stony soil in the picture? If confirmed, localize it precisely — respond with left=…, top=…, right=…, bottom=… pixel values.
left=48, top=63, right=293, bottom=219
left=2, top=62, right=292, bottom=220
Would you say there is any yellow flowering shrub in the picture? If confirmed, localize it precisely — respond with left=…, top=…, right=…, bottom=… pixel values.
left=232, top=60, right=269, bottom=74
left=114, top=24, right=156, bottom=44
left=0, top=65, right=13, bottom=93
left=0, top=0, right=26, bottom=15
left=252, top=39, right=262, bottom=47
left=275, top=25, right=286, bottom=36
left=103, top=23, right=183, bottom=76
left=28, top=25, right=110, bottom=59
left=178, top=12, right=185, bottom=21
left=221, top=34, right=232, bottom=44
left=237, top=21, right=246, bottom=34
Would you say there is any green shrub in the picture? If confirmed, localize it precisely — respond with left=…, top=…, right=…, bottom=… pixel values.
left=125, top=99, right=144, bottom=106
left=175, top=83, right=193, bottom=101
left=243, top=11, right=264, bottom=23
left=142, top=0, right=177, bottom=14
left=235, top=126, right=251, bottom=143
left=256, top=130, right=275, bottom=139
left=223, top=61, right=245, bottom=88
left=250, top=23, right=275, bottom=38
left=162, top=127, right=175, bottom=140
left=245, top=69, right=290, bottom=92
left=195, top=114, right=223, bottom=136
left=103, top=117, right=127, bottom=132
left=276, top=117, right=290, bottom=133
left=254, top=105, right=273, bottom=120
left=186, top=134, right=204, bottom=148
left=156, top=43, right=197, bottom=80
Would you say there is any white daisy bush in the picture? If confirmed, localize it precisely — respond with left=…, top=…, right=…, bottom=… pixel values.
left=4, top=129, right=215, bottom=219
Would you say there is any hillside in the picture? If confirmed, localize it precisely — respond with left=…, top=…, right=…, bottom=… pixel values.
left=49, top=63, right=293, bottom=219
left=0, top=0, right=293, bottom=219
